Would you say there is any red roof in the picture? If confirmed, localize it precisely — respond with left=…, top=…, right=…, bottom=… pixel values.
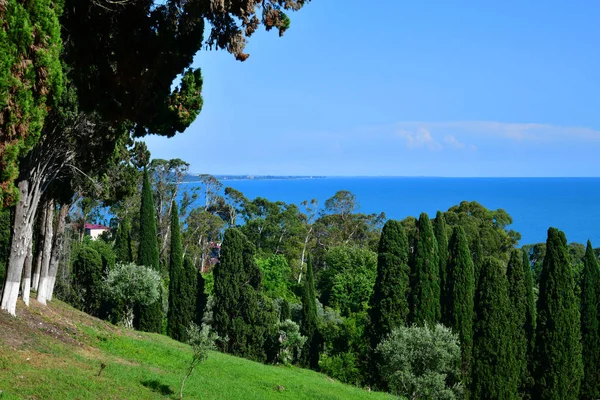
left=84, top=223, right=110, bottom=230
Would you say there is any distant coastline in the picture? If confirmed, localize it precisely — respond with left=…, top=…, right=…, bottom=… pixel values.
left=182, top=174, right=327, bottom=183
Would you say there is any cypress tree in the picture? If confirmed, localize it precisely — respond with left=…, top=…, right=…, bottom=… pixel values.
left=471, top=257, right=519, bottom=399
left=212, top=228, right=274, bottom=361
left=167, top=201, right=190, bottom=341
left=136, top=168, right=162, bottom=333
left=434, top=212, right=450, bottom=323
left=446, top=226, right=475, bottom=386
left=409, top=213, right=440, bottom=326
left=472, top=235, right=484, bottom=290
left=580, top=240, right=600, bottom=400
left=369, top=220, right=410, bottom=349
left=194, top=261, right=207, bottom=326
left=114, top=219, right=133, bottom=263
left=533, top=228, right=583, bottom=400
left=506, top=249, right=529, bottom=394
left=522, top=249, right=536, bottom=365
left=280, top=299, right=291, bottom=322
left=300, top=256, right=319, bottom=370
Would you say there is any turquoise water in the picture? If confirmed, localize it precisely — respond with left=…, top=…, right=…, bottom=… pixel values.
left=180, top=177, right=600, bottom=246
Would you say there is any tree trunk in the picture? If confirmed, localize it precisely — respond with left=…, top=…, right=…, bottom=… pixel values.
left=298, top=226, right=313, bottom=284
left=21, top=244, right=33, bottom=306
left=1, top=179, right=43, bottom=315
left=32, top=204, right=47, bottom=291
left=37, top=199, right=55, bottom=305
left=46, top=202, right=70, bottom=301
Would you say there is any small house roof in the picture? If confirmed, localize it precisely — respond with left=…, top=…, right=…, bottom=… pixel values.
left=84, top=223, right=110, bottom=230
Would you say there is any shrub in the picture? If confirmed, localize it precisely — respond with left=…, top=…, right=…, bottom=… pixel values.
left=272, top=319, right=306, bottom=366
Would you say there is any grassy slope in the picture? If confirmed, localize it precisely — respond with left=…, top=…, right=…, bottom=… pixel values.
left=0, top=299, right=393, bottom=400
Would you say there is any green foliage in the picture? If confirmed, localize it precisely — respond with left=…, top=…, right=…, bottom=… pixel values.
left=272, top=319, right=307, bottom=366
left=522, top=249, right=536, bottom=370
left=168, top=201, right=194, bottom=342
left=320, top=246, right=377, bottom=316
left=72, top=246, right=103, bottom=316
left=533, top=228, right=583, bottom=400
left=377, top=324, right=463, bottom=400
left=180, top=322, right=216, bottom=400
left=279, top=299, right=292, bottom=322
left=579, top=241, right=600, bottom=399
left=212, top=228, right=276, bottom=362
left=471, top=257, right=518, bottom=399
left=137, top=168, right=162, bottom=333
left=195, top=260, right=208, bottom=326
left=434, top=212, right=450, bottom=323
left=103, top=262, right=161, bottom=328
left=114, top=219, right=133, bottom=263
left=410, top=213, right=441, bottom=326
left=0, top=207, right=10, bottom=283
left=257, top=255, right=296, bottom=301
left=446, top=226, right=475, bottom=387
left=300, top=257, right=320, bottom=369
left=369, top=220, right=410, bottom=350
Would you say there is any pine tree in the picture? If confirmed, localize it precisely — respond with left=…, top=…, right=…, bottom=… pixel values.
left=434, top=212, right=450, bottom=323
left=409, top=213, right=440, bottom=326
left=114, top=219, right=133, bottom=263
left=167, top=201, right=191, bottom=341
left=580, top=240, right=600, bottom=400
left=300, top=256, right=319, bottom=370
left=471, top=257, right=519, bottom=399
left=533, top=228, right=583, bottom=400
left=369, top=220, right=410, bottom=348
left=194, top=261, right=207, bottom=326
left=212, top=228, right=275, bottom=361
left=136, top=168, right=162, bottom=333
left=506, top=249, right=529, bottom=394
left=446, top=226, right=475, bottom=386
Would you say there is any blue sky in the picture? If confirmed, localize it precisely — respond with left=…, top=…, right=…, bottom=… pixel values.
left=144, top=1, right=600, bottom=177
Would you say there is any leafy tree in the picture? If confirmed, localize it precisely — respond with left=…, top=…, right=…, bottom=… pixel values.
left=180, top=323, right=215, bottom=400
left=533, top=228, right=583, bottom=400
left=256, top=255, right=296, bottom=301
left=410, top=213, right=440, bottom=326
left=114, top=219, right=133, bottom=263
left=279, top=299, right=292, bottom=322
left=320, top=246, right=377, bottom=316
left=580, top=241, right=600, bottom=400
left=368, top=220, right=410, bottom=349
left=506, top=249, right=529, bottom=395
left=72, top=245, right=103, bottom=316
left=136, top=168, right=162, bottom=333
left=272, top=319, right=306, bottom=366
left=103, top=262, right=161, bottom=328
left=377, top=324, right=463, bottom=400
left=434, top=212, right=450, bottom=322
left=212, top=228, right=275, bottom=361
left=471, top=257, right=518, bottom=399
left=300, top=257, right=320, bottom=369
left=446, top=226, right=475, bottom=387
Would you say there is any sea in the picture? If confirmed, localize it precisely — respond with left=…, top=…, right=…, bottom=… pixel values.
left=179, top=177, right=600, bottom=246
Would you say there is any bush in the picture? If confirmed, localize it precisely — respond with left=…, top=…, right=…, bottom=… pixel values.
left=103, top=262, right=161, bottom=328
left=377, top=324, right=463, bottom=400
left=72, top=246, right=104, bottom=315
left=272, top=319, right=306, bottom=366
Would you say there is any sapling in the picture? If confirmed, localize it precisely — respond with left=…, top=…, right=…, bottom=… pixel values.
left=180, top=323, right=215, bottom=399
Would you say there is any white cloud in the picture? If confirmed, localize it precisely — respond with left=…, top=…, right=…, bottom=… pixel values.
left=396, top=128, right=443, bottom=151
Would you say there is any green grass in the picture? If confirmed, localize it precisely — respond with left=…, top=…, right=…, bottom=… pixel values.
left=0, top=299, right=393, bottom=400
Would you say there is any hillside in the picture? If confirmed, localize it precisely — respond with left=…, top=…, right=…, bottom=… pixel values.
left=0, top=300, right=393, bottom=400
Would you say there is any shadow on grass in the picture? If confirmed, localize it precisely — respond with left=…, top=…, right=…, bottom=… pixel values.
left=141, top=379, right=175, bottom=395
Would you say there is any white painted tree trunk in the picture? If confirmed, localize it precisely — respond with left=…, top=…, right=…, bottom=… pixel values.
left=32, top=205, right=47, bottom=291
left=37, top=199, right=54, bottom=305
left=21, top=244, right=33, bottom=306
left=1, top=179, right=42, bottom=316
left=46, top=203, right=69, bottom=301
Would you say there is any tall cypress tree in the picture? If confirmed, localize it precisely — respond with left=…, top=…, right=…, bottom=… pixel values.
left=533, top=228, right=583, bottom=400
left=434, top=212, right=450, bottom=323
left=300, top=256, right=319, bottom=370
left=472, top=235, right=484, bottom=290
left=369, top=220, right=410, bottom=348
left=522, top=249, right=536, bottom=369
left=507, top=249, right=529, bottom=394
left=471, top=257, right=518, bottom=399
left=167, top=201, right=190, bottom=341
left=212, top=228, right=274, bottom=361
left=446, top=226, right=475, bottom=386
left=410, top=213, right=440, bottom=326
left=194, top=259, right=207, bottom=326
left=580, top=240, right=600, bottom=400
left=114, top=219, right=133, bottom=263
left=136, top=168, right=162, bottom=333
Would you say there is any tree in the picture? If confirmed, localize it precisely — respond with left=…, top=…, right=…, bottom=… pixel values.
left=522, top=249, right=536, bottom=372
left=179, top=323, right=215, bottom=400
left=506, top=249, right=529, bottom=395
left=167, top=201, right=193, bottom=342
left=272, top=320, right=307, bottom=366
left=377, top=324, right=463, bottom=400
left=72, top=245, right=103, bottom=316
left=471, top=257, right=518, bottom=399
left=300, top=257, right=319, bottom=369
left=533, top=228, right=583, bottom=400
left=446, top=226, right=475, bottom=387
left=369, top=220, right=410, bottom=349
left=410, top=213, right=440, bottom=326
left=256, top=255, right=296, bottom=301
left=114, top=219, right=133, bottom=263
left=434, top=212, right=449, bottom=322
left=136, top=168, right=162, bottom=333
left=212, top=228, right=275, bottom=361
left=103, top=262, right=161, bottom=328
left=579, top=241, right=600, bottom=400
left=195, top=261, right=207, bottom=326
